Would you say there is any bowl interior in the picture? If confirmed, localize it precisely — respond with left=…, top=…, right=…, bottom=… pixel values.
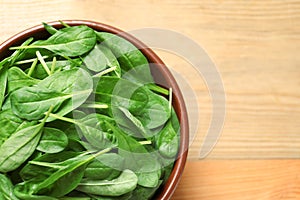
left=0, top=20, right=189, bottom=200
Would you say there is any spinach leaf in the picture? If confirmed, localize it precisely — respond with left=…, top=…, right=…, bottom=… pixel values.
left=38, top=164, right=87, bottom=197
left=94, top=76, right=149, bottom=137
left=155, top=120, right=179, bottom=158
left=88, top=192, right=132, bottom=200
left=43, top=22, right=58, bottom=35
left=94, top=76, right=148, bottom=114
left=41, top=68, right=93, bottom=121
left=25, top=149, right=111, bottom=197
left=105, top=122, right=161, bottom=188
left=49, top=113, right=117, bottom=151
left=63, top=124, right=86, bottom=152
left=74, top=113, right=118, bottom=151
left=77, top=169, right=138, bottom=196
left=128, top=181, right=162, bottom=200
left=0, top=64, right=8, bottom=109
left=83, top=44, right=121, bottom=77
left=37, top=127, right=68, bottom=153
left=20, top=151, right=80, bottom=182
left=1, top=93, right=12, bottom=111
left=170, top=108, right=180, bottom=134
left=0, top=57, right=10, bottom=68
left=11, top=25, right=97, bottom=57
left=0, top=107, right=51, bottom=173
left=77, top=124, right=117, bottom=151
left=11, top=86, right=74, bottom=120
left=96, top=31, right=170, bottom=95
left=7, top=66, right=40, bottom=93
left=59, top=190, right=90, bottom=199
left=84, top=153, right=124, bottom=180
left=6, top=37, right=34, bottom=66
left=60, top=197, right=91, bottom=200
left=0, top=109, right=36, bottom=146
left=0, top=173, right=19, bottom=200
left=37, top=68, right=91, bottom=94
left=94, top=76, right=170, bottom=134
left=160, top=162, right=174, bottom=185
left=136, top=91, right=170, bottom=129
left=29, top=58, right=82, bottom=80
left=117, top=107, right=148, bottom=137
left=11, top=68, right=93, bottom=121
left=14, top=182, right=59, bottom=200
left=96, top=32, right=152, bottom=83
left=0, top=109, right=23, bottom=145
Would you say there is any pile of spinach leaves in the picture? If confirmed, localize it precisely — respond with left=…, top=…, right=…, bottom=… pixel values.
left=0, top=22, right=180, bottom=200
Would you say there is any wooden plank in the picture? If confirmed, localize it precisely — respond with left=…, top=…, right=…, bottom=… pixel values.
left=172, top=160, right=300, bottom=200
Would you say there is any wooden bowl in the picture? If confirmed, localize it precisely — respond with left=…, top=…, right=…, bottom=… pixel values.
left=0, top=20, right=189, bottom=200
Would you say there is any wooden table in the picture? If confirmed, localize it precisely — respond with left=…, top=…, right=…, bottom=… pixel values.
left=1, top=1, right=299, bottom=199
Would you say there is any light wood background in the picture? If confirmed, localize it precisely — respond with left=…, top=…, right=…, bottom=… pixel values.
left=1, top=0, right=300, bottom=199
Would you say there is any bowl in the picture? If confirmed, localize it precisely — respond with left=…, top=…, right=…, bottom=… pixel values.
left=0, top=20, right=189, bottom=200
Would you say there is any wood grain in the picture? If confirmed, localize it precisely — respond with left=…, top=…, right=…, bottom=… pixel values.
left=172, top=160, right=300, bottom=200
left=0, top=1, right=300, bottom=199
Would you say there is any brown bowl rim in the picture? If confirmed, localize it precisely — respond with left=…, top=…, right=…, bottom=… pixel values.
left=0, top=20, right=189, bottom=200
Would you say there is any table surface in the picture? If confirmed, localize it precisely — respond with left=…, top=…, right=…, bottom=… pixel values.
left=1, top=1, right=299, bottom=199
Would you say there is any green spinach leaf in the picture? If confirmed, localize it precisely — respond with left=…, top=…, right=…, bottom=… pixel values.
left=0, top=64, right=8, bottom=109
left=84, top=153, right=124, bottom=180
left=0, top=173, right=19, bottom=200
left=105, top=122, right=161, bottom=188
left=26, top=149, right=111, bottom=197
left=155, top=120, right=179, bottom=158
left=49, top=113, right=117, bottom=151
left=11, top=25, right=97, bottom=57
left=14, top=182, right=58, bottom=200
left=0, top=109, right=36, bottom=146
left=11, top=68, right=93, bottom=121
left=0, top=107, right=51, bottom=173
left=83, top=44, right=121, bottom=77
left=88, top=192, right=132, bottom=200
left=128, top=181, right=162, bottom=200
left=20, top=151, right=80, bottom=182
left=43, top=22, right=58, bottom=35
left=96, top=32, right=152, bottom=83
left=29, top=58, right=82, bottom=80
left=11, top=86, right=74, bottom=120
left=7, top=66, right=40, bottom=93
left=37, top=127, right=68, bottom=153
left=77, top=169, right=138, bottom=196
left=94, top=76, right=170, bottom=135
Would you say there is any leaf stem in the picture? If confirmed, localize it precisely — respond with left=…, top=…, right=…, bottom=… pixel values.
left=27, top=58, right=38, bottom=77
left=168, top=87, right=173, bottom=112
left=10, top=45, right=44, bottom=50
left=50, top=56, right=57, bottom=75
left=90, top=147, right=112, bottom=160
left=48, top=113, right=77, bottom=124
left=148, top=84, right=169, bottom=95
left=59, top=20, right=70, bottom=28
left=15, top=56, right=49, bottom=65
left=93, top=66, right=117, bottom=77
left=81, top=103, right=108, bottom=109
left=9, top=37, right=34, bottom=65
left=42, top=106, right=55, bottom=124
left=139, top=140, right=152, bottom=145
left=36, top=51, right=51, bottom=76
left=28, top=161, right=63, bottom=169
